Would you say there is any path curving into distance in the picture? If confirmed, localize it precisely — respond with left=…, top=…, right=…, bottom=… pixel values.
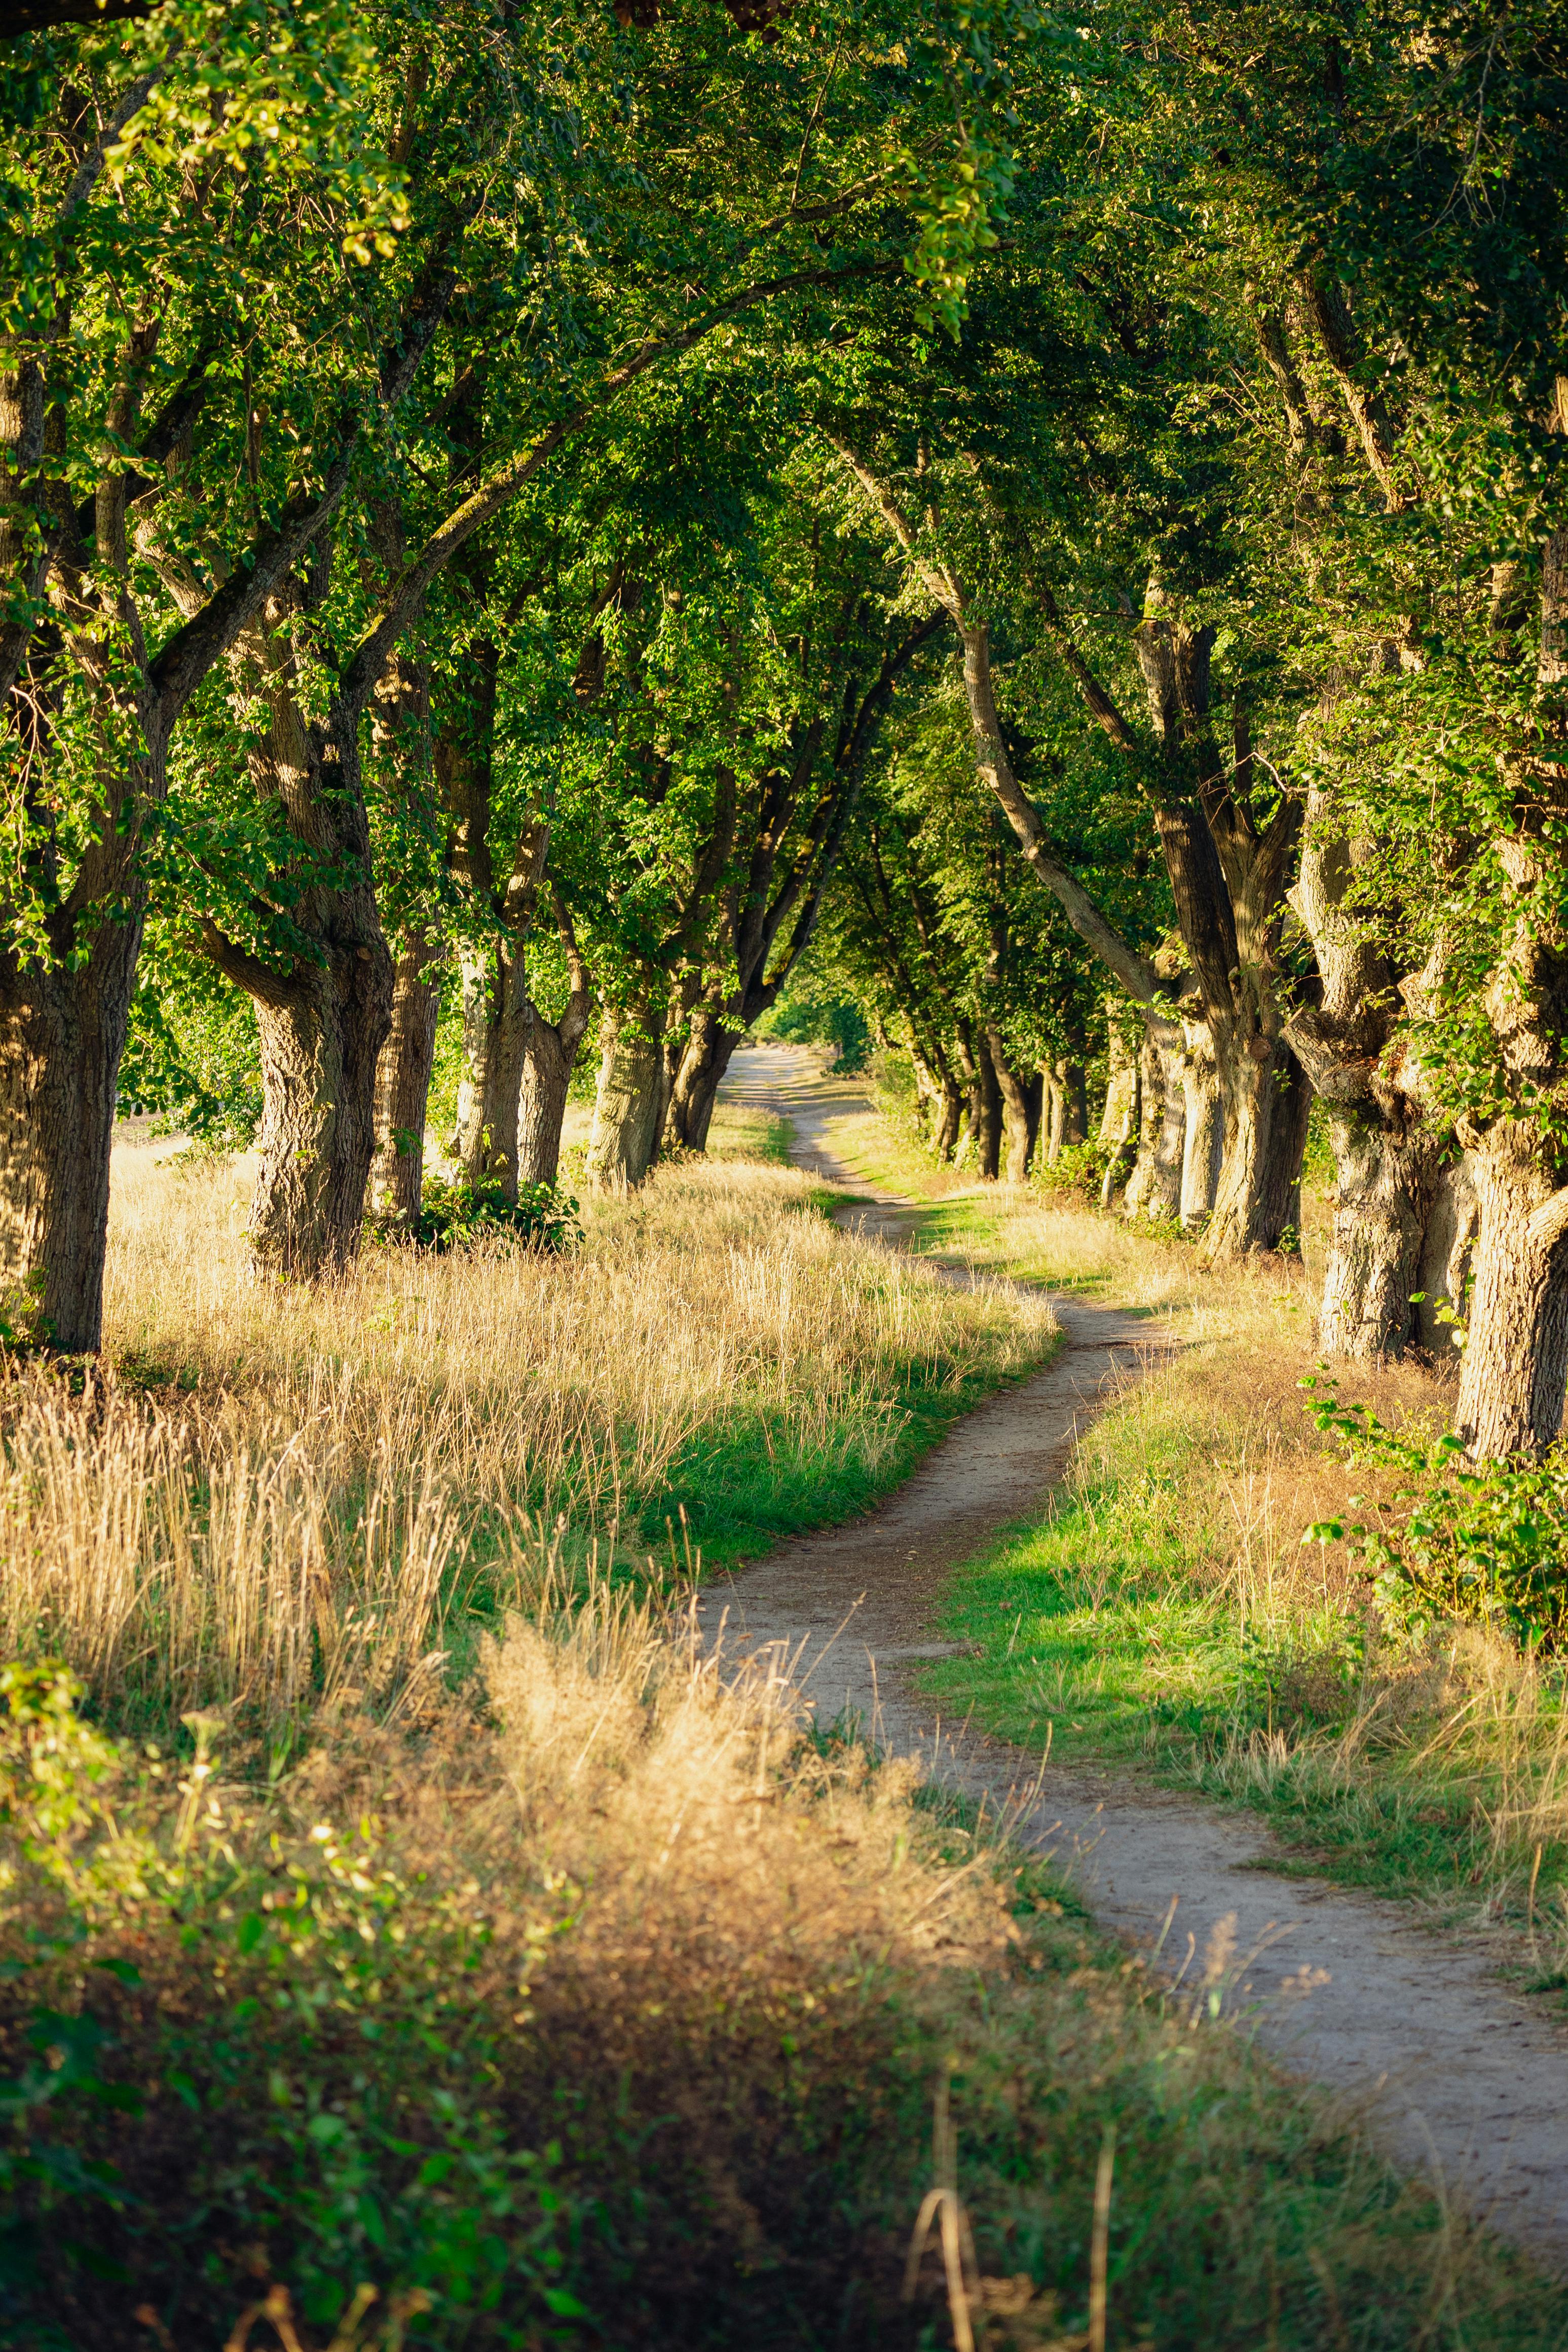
left=704, top=1041, right=1568, bottom=2276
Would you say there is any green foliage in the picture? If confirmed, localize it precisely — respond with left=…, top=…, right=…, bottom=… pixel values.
left=119, top=953, right=263, bottom=1146
left=1032, top=1139, right=1113, bottom=1200
left=1303, top=1376, right=1568, bottom=1653
left=759, top=969, right=873, bottom=1072
left=0, top=1667, right=592, bottom=2347
left=370, top=1176, right=581, bottom=1257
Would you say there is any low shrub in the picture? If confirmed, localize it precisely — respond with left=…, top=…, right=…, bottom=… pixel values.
left=1030, top=1138, right=1114, bottom=1202
left=370, top=1176, right=582, bottom=1255
left=1303, top=1372, right=1568, bottom=1651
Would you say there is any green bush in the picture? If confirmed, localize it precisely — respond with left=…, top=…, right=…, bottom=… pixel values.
left=1031, top=1138, right=1113, bottom=1201
left=1303, top=1373, right=1568, bottom=1651
left=369, top=1177, right=582, bottom=1255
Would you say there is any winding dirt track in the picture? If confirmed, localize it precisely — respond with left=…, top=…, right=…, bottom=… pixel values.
left=703, top=1044, right=1568, bottom=2276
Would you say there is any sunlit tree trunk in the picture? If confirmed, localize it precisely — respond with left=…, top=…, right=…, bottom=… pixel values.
left=1457, top=1121, right=1568, bottom=1458
left=666, top=1001, right=738, bottom=1153
left=0, top=902, right=145, bottom=1350
left=517, top=927, right=592, bottom=1189
left=1125, top=1016, right=1185, bottom=1221
left=586, top=1002, right=667, bottom=1190
left=369, top=935, right=443, bottom=1224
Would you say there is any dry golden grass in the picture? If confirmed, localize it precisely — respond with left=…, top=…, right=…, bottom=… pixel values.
left=10, top=1555, right=1562, bottom=2349
left=0, top=1116, right=1049, bottom=1733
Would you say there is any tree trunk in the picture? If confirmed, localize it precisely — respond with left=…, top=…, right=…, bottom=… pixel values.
left=1286, top=780, right=1447, bottom=1356
left=931, top=1073, right=962, bottom=1159
left=518, top=988, right=592, bottom=1190
left=973, top=1031, right=1003, bottom=1180
left=1180, top=1043, right=1224, bottom=1225
left=1099, top=1046, right=1140, bottom=1209
left=249, top=942, right=394, bottom=1278
left=1206, top=1035, right=1311, bottom=1256
left=1098, top=1024, right=1137, bottom=1144
left=1457, top=1122, right=1568, bottom=1459
left=369, top=935, right=442, bottom=1224
left=1049, top=1059, right=1088, bottom=1159
left=1414, top=1154, right=1479, bottom=1359
left=986, top=1027, right=1033, bottom=1182
left=667, top=1003, right=738, bottom=1152
left=585, top=1004, right=666, bottom=1190
left=0, top=920, right=142, bottom=1352
left=1316, top=1102, right=1441, bottom=1357
left=1126, top=1016, right=1185, bottom=1222
left=454, top=939, right=529, bottom=1201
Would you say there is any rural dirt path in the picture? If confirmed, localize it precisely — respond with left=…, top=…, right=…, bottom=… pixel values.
left=705, top=1042, right=1568, bottom=2276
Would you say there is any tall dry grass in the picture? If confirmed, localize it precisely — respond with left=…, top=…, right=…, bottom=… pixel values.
left=10, top=1551, right=1562, bottom=2348
left=0, top=1125, right=1049, bottom=1732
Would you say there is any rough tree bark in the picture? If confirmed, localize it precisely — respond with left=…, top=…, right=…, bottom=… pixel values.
left=517, top=914, right=592, bottom=1189
left=1286, top=774, right=1447, bottom=1358
left=1455, top=517, right=1568, bottom=1453
left=1179, top=1023, right=1224, bottom=1225
left=1124, top=1013, right=1186, bottom=1221
left=369, top=935, right=443, bottom=1223
left=585, top=1002, right=668, bottom=1190
left=986, top=1026, right=1034, bottom=1182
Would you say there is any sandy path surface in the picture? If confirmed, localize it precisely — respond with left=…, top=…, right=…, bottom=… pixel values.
left=705, top=1043, right=1568, bottom=2275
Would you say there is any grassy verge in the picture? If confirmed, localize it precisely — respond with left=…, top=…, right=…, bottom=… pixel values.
left=833, top=1095, right=1568, bottom=1970
left=8, top=1102, right=1052, bottom=1745
left=5, top=1587, right=1566, bottom=2352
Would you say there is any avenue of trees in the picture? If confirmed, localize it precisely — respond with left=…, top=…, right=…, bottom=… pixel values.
left=3, top=0, right=1568, bottom=1460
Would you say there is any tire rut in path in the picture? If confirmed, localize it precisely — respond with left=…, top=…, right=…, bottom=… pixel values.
left=704, top=1045, right=1568, bottom=2276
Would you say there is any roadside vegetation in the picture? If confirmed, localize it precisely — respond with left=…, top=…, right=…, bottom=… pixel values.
left=9, top=1560, right=1568, bottom=2352
left=828, top=1087, right=1568, bottom=1979
left=4, top=1109, right=1052, bottom=1746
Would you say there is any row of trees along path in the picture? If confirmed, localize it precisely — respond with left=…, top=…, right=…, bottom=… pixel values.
left=4, top=0, right=1568, bottom=1460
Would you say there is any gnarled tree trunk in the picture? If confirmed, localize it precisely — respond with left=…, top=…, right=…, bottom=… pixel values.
left=369, top=935, right=442, bottom=1223
left=0, top=912, right=144, bottom=1351
left=1125, top=1016, right=1185, bottom=1221
left=585, top=1003, right=667, bottom=1190
left=1457, top=1121, right=1568, bottom=1459
left=666, top=1002, right=738, bottom=1153
left=1207, top=1035, right=1310, bottom=1256
left=453, top=939, right=529, bottom=1201
left=1180, top=1028, right=1223, bottom=1225
left=1315, top=1102, right=1440, bottom=1357
left=249, top=938, right=394, bottom=1278
left=212, top=684, right=395, bottom=1280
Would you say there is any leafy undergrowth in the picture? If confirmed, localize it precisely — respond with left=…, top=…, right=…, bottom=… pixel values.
left=5, top=1588, right=1566, bottom=2352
